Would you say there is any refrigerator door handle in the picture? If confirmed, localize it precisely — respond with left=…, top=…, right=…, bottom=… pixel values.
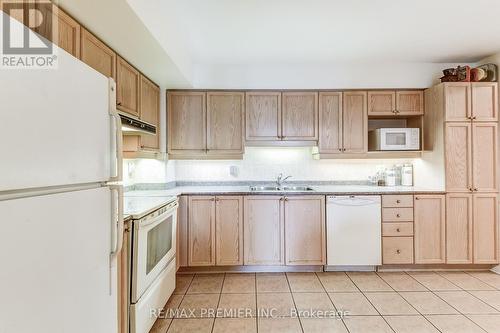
left=108, top=79, right=123, bottom=182
left=109, top=185, right=124, bottom=262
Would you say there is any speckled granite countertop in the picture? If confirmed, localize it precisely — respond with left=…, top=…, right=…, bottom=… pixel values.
left=124, top=195, right=177, bottom=219
left=124, top=185, right=445, bottom=197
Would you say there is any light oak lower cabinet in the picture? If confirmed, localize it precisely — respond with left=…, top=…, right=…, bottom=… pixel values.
left=188, top=196, right=216, bottom=266
left=176, top=196, right=188, bottom=270
left=473, top=194, right=498, bottom=264
left=244, top=196, right=285, bottom=265
left=446, top=193, right=473, bottom=264
left=414, top=194, right=446, bottom=264
left=284, top=196, right=325, bottom=265
left=215, top=196, right=244, bottom=265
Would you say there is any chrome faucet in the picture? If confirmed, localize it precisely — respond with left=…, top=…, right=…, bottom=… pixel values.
left=276, top=173, right=292, bottom=186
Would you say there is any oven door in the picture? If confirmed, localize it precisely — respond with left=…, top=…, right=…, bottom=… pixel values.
left=131, top=202, right=178, bottom=303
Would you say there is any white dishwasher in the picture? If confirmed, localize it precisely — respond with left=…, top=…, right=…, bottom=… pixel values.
left=326, top=195, right=381, bottom=270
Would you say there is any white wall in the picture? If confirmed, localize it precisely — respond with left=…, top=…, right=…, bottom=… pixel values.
left=175, top=147, right=413, bottom=183
left=192, top=62, right=464, bottom=89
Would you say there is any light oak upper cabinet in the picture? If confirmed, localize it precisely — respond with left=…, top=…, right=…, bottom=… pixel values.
left=473, top=194, right=499, bottom=264
left=445, top=122, right=472, bottom=192
left=444, top=83, right=471, bottom=122
left=343, top=91, right=368, bottom=153
left=368, top=90, right=423, bottom=116
left=444, top=82, right=497, bottom=122
left=368, top=91, right=395, bottom=116
left=414, top=195, right=446, bottom=264
left=472, top=122, right=498, bottom=192
left=396, top=91, right=424, bottom=116
left=116, top=56, right=140, bottom=117
left=137, top=76, right=160, bottom=151
left=168, top=92, right=207, bottom=156
left=471, top=83, right=498, bottom=121
left=80, top=28, right=116, bottom=79
left=446, top=193, right=473, bottom=264
left=318, top=92, right=343, bottom=154
left=188, top=196, right=216, bottom=266
left=33, top=4, right=80, bottom=58
left=246, top=92, right=281, bottom=141
left=243, top=196, right=284, bottom=265
left=207, top=92, right=244, bottom=155
left=215, top=196, right=243, bottom=266
left=281, top=92, right=318, bottom=141
left=284, top=196, right=325, bottom=265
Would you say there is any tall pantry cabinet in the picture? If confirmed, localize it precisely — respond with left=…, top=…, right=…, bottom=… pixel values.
left=425, top=82, right=499, bottom=264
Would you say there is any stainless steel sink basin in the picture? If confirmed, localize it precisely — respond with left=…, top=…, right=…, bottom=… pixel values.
left=249, top=185, right=314, bottom=191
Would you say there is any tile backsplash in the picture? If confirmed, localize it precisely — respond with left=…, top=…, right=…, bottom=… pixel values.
left=175, top=147, right=414, bottom=182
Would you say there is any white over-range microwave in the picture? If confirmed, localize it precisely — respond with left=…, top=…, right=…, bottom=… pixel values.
left=368, top=128, right=420, bottom=151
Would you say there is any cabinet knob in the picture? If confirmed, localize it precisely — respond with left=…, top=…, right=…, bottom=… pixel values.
left=284, top=197, right=289, bottom=201
left=396, top=200, right=401, bottom=204
left=396, top=214, right=401, bottom=218
left=117, top=102, right=122, bottom=106
left=415, top=197, right=419, bottom=200
left=472, top=116, right=477, bottom=120
left=338, top=148, right=342, bottom=152
left=282, top=136, right=286, bottom=139
left=396, top=228, right=401, bottom=232
left=474, top=188, right=478, bottom=192
left=280, top=197, right=284, bottom=201
left=343, top=148, right=347, bottom=152
left=396, top=249, right=401, bottom=254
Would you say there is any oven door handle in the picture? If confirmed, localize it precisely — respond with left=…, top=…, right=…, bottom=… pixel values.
left=139, top=202, right=178, bottom=228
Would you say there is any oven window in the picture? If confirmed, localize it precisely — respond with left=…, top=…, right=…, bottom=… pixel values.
left=386, top=133, right=406, bottom=145
left=146, top=216, right=173, bottom=274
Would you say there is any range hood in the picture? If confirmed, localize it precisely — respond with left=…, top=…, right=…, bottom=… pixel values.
left=120, top=114, right=156, bottom=135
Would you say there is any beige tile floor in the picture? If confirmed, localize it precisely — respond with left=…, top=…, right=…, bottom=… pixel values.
left=150, top=271, right=500, bottom=333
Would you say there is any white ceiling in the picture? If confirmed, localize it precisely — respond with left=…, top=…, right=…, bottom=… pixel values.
left=131, top=0, right=500, bottom=66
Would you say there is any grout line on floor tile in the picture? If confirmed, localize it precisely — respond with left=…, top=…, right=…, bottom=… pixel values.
left=210, top=273, right=225, bottom=333
left=316, top=272, right=352, bottom=333
left=284, top=273, right=304, bottom=332
left=464, top=270, right=500, bottom=290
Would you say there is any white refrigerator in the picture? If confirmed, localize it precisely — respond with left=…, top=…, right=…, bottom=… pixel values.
left=0, top=42, right=124, bottom=332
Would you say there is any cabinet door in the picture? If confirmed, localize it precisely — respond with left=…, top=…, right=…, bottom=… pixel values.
left=444, top=83, right=471, bottom=121
left=33, top=4, right=81, bottom=58
left=445, top=123, right=472, bottom=192
left=343, top=91, right=367, bottom=153
left=167, top=92, right=207, bottom=155
left=281, top=92, right=318, bottom=141
left=139, top=76, right=160, bottom=151
left=473, top=194, right=499, bottom=264
left=471, top=83, right=498, bottom=121
left=446, top=193, right=473, bottom=264
left=215, top=196, right=243, bottom=266
left=207, top=92, right=244, bottom=154
left=80, top=28, right=116, bottom=79
left=318, top=92, right=343, bottom=154
left=188, top=196, right=215, bottom=266
left=245, top=92, right=281, bottom=141
left=367, top=91, right=395, bottom=116
left=472, top=122, right=498, bottom=192
left=116, top=56, right=140, bottom=117
left=176, top=196, right=188, bottom=269
left=414, top=195, right=446, bottom=264
left=396, top=90, right=424, bottom=115
left=284, top=196, right=325, bottom=265
left=243, top=196, right=284, bottom=265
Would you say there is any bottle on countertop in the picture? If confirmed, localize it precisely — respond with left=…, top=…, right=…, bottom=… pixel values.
left=401, top=164, right=413, bottom=186
left=385, top=168, right=397, bottom=187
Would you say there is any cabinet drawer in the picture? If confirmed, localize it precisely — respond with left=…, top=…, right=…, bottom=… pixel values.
left=383, top=237, right=414, bottom=264
left=382, top=222, right=414, bottom=236
left=382, top=195, right=413, bottom=208
left=382, top=208, right=413, bottom=221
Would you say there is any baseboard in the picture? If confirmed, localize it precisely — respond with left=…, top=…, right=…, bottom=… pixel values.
left=378, top=264, right=496, bottom=272
left=176, top=265, right=324, bottom=274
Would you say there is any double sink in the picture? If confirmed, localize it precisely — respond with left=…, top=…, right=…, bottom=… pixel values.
left=249, top=185, right=314, bottom=192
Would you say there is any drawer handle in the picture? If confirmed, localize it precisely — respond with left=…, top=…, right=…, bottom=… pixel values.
left=396, top=228, right=401, bottom=232
left=396, top=214, right=401, bottom=218
left=396, top=249, right=401, bottom=254
left=396, top=200, right=401, bottom=204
